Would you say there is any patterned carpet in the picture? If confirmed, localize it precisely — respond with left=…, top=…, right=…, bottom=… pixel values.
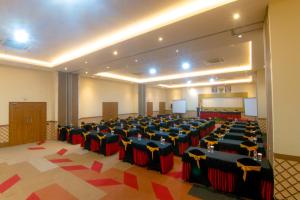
left=0, top=140, right=238, bottom=200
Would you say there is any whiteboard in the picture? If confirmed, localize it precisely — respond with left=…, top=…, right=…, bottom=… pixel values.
left=172, top=100, right=186, bottom=113
left=244, top=98, right=258, bottom=116
left=202, top=98, right=243, bottom=108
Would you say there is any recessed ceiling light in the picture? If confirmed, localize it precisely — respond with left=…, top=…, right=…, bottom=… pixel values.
left=113, top=51, right=118, bottom=55
left=209, top=78, right=215, bottom=82
left=149, top=68, right=157, bottom=75
left=238, top=34, right=242, bottom=38
left=64, top=67, right=68, bottom=71
left=233, top=13, right=240, bottom=20
left=13, top=29, right=29, bottom=43
left=182, top=62, right=190, bottom=70
left=106, top=66, right=110, bottom=69
left=135, top=59, right=138, bottom=63
left=158, top=37, right=163, bottom=42
left=187, top=80, right=192, bottom=84
left=85, top=71, right=88, bottom=74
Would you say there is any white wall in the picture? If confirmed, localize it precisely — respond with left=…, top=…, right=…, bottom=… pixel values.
left=79, top=77, right=138, bottom=118
left=0, top=65, right=57, bottom=124
left=268, top=0, right=300, bottom=156
left=167, top=83, right=257, bottom=111
left=146, top=86, right=168, bottom=111
left=256, top=69, right=267, bottom=118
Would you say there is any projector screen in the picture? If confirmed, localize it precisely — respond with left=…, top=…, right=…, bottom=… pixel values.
left=202, top=98, right=243, bottom=108
left=172, top=100, right=186, bottom=114
left=244, top=98, right=258, bottom=116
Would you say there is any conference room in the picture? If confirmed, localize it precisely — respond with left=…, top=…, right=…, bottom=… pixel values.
left=0, top=0, right=299, bottom=199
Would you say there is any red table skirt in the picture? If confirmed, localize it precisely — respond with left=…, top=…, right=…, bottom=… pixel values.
left=160, top=153, right=174, bottom=174
left=119, top=147, right=125, bottom=160
left=66, top=132, right=69, bottom=142
left=199, top=125, right=215, bottom=139
left=182, top=162, right=191, bottom=181
left=90, top=139, right=100, bottom=152
left=71, top=134, right=82, bottom=145
left=191, top=136, right=199, bottom=147
left=106, top=142, right=119, bottom=156
left=261, top=180, right=274, bottom=200
left=133, top=148, right=149, bottom=166
left=200, top=112, right=241, bottom=120
left=90, top=139, right=119, bottom=156
left=179, top=142, right=189, bottom=156
left=132, top=148, right=173, bottom=174
left=208, top=168, right=236, bottom=193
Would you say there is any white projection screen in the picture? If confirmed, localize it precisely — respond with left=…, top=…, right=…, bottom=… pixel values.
left=172, top=100, right=186, bottom=114
left=244, top=98, right=258, bottom=116
left=202, top=98, right=243, bottom=108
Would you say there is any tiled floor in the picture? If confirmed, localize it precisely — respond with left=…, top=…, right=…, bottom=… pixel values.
left=0, top=140, right=233, bottom=200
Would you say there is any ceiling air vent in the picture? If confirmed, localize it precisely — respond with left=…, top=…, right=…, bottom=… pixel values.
left=205, top=57, right=224, bottom=65
left=1, top=39, right=29, bottom=50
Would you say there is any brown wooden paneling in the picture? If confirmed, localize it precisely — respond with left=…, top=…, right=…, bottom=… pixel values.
left=102, top=102, right=118, bottom=120
left=9, top=102, right=46, bottom=146
left=159, top=102, right=166, bottom=114
left=146, top=102, right=153, bottom=116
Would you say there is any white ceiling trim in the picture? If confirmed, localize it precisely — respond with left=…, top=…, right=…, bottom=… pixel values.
left=96, top=65, right=252, bottom=83
left=158, top=76, right=253, bottom=88
left=0, top=0, right=236, bottom=68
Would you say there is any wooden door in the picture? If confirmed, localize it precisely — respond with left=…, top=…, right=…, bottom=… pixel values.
left=159, top=102, right=166, bottom=114
left=9, top=102, right=46, bottom=145
left=146, top=102, right=153, bottom=116
left=102, top=102, right=118, bottom=120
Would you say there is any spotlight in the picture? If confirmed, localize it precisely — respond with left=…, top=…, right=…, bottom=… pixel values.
left=149, top=68, right=157, bottom=75
left=182, top=62, right=190, bottom=70
left=233, top=13, right=240, bottom=20
left=13, top=29, right=29, bottom=43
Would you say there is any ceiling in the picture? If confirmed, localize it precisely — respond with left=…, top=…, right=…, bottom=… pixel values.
left=0, top=0, right=269, bottom=86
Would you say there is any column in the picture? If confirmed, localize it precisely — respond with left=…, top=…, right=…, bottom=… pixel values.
left=138, top=84, right=146, bottom=116
left=58, top=72, right=78, bottom=126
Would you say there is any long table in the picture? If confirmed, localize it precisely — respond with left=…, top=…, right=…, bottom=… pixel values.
left=119, top=137, right=174, bottom=174
left=142, top=131, right=189, bottom=155
left=83, top=131, right=119, bottom=156
left=182, top=147, right=273, bottom=200
left=200, top=138, right=266, bottom=156
left=200, top=111, right=241, bottom=120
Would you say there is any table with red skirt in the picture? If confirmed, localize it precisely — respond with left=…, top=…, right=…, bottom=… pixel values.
left=81, top=131, right=120, bottom=156
left=200, top=137, right=266, bottom=157
left=182, top=147, right=273, bottom=200
left=142, top=131, right=190, bottom=156
left=200, top=111, right=241, bottom=120
left=119, top=137, right=174, bottom=174
left=114, top=127, right=139, bottom=139
left=161, top=127, right=200, bottom=147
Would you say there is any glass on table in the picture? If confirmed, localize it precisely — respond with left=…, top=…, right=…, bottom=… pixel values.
left=257, top=153, right=262, bottom=161
left=253, top=150, right=257, bottom=160
left=207, top=145, right=211, bottom=153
